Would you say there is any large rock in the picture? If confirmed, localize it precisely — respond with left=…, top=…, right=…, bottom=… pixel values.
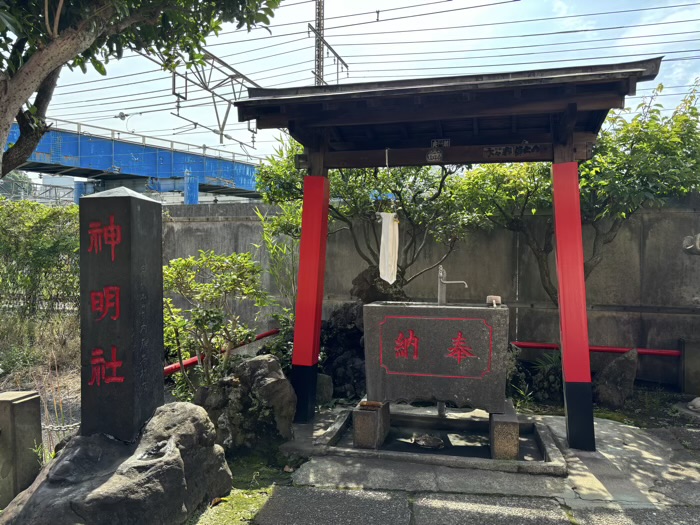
left=1, top=403, right=232, bottom=525
left=197, top=355, right=296, bottom=451
left=594, top=349, right=638, bottom=409
left=316, top=373, right=334, bottom=406
left=321, top=303, right=366, bottom=400
left=350, top=266, right=408, bottom=304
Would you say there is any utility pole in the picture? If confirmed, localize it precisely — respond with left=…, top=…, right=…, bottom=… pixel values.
left=314, top=0, right=325, bottom=86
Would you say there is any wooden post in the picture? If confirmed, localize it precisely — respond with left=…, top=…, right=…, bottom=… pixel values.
left=551, top=159, right=596, bottom=451
left=291, top=149, right=330, bottom=422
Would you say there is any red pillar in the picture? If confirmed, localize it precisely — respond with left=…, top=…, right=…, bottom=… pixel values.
left=552, top=161, right=596, bottom=451
left=291, top=175, right=330, bottom=422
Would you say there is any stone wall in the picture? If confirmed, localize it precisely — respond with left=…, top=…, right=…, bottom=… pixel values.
left=163, top=195, right=700, bottom=384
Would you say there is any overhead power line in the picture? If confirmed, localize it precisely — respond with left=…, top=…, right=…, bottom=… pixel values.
left=58, top=48, right=700, bottom=121
left=217, top=0, right=515, bottom=37
left=340, top=31, right=700, bottom=58
left=346, top=38, right=700, bottom=67
left=54, top=18, right=700, bottom=97
left=209, top=2, right=700, bottom=46
left=350, top=50, right=700, bottom=74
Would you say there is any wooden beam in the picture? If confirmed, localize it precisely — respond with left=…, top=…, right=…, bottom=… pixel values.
left=555, top=103, right=577, bottom=146
left=322, top=142, right=592, bottom=168
left=328, top=131, right=597, bottom=152
left=554, top=104, right=577, bottom=163
left=253, top=93, right=624, bottom=129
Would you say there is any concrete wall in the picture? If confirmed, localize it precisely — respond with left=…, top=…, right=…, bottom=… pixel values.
left=163, top=196, right=700, bottom=384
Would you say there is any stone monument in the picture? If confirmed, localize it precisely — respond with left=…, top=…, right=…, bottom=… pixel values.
left=79, top=187, right=164, bottom=441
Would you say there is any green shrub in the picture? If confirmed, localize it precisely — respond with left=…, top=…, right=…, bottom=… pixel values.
left=0, top=199, right=79, bottom=316
left=163, top=250, right=269, bottom=398
left=257, top=309, right=294, bottom=376
left=531, top=352, right=563, bottom=403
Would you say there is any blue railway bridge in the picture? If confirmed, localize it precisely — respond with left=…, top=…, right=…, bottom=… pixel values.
left=6, top=118, right=259, bottom=204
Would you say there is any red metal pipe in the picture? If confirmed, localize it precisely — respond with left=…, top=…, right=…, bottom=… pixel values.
left=163, top=328, right=281, bottom=377
left=511, top=341, right=681, bottom=358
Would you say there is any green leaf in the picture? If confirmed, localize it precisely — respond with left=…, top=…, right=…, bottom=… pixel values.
left=90, top=57, right=106, bottom=76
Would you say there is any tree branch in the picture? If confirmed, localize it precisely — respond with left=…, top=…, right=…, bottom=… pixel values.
left=405, top=243, right=455, bottom=284
left=45, top=0, right=54, bottom=38
left=428, top=166, right=451, bottom=202
left=370, top=216, right=381, bottom=254
left=329, top=204, right=374, bottom=265
left=53, top=0, right=66, bottom=38
left=406, top=226, right=431, bottom=269
left=521, top=222, right=558, bottom=306
left=362, top=219, right=379, bottom=261
left=584, top=217, right=624, bottom=279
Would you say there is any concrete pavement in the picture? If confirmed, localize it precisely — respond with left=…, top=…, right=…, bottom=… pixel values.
left=255, top=416, right=700, bottom=524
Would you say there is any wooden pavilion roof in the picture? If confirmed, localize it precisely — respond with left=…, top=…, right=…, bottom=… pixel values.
left=236, top=58, right=661, bottom=168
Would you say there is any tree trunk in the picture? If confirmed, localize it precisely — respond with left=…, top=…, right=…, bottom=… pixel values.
left=583, top=218, right=623, bottom=279
left=521, top=220, right=559, bottom=307
left=2, top=68, right=62, bottom=177
left=0, top=28, right=99, bottom=176
left=0, top=120, right=10, bottom=179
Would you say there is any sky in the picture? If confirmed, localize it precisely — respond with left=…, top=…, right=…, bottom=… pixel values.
left=45, top=0, right=700, bottom=164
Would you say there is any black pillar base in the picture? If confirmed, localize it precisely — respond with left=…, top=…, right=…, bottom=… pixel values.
left=564, top=381, right=596, bottom=451
left=291, top=364, right=318, bottom=423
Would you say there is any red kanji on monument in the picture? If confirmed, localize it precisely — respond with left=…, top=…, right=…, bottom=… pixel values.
left=395, top=329, right=419, bottom=360
left=88, top=345, right=125, bottom=386
left=87, top=215, right=122, bottom=262
left=446, top=331, right=476, bottom=364
left=90, top=286, right=121, bottom=321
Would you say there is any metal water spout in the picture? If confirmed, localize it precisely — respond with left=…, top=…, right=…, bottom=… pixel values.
left=437, top=265, right=468, bottom=305
left=436, top=265, right=468, bottom=419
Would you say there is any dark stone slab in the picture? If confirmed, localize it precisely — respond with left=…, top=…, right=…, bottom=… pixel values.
left=79, top=188, right=164, bottom=442
left=363, top=302, right=509, bottom=413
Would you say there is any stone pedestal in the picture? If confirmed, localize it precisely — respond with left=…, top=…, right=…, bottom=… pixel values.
left=353, top=401, right=390, bottom=449
left=0, top=391, right=42, bottom=508
left=79, top=188, right=164, bottom=441
left=489, top=399, right=519, bottom=460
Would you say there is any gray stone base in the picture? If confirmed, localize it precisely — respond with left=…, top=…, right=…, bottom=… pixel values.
left=489, top=399, right=519, bottom=460
left=0, top=391, right=42, bottom=508
left=353, top=401, right=390, bottom=449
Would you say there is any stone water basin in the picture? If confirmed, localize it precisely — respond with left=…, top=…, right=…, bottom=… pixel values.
left=363, top=302, right=509, bottom=414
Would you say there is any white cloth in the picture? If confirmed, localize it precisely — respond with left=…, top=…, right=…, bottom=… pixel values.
left=379, top=212, right=399, bottom=284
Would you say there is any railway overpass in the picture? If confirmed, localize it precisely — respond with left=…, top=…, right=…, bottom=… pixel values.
left=5, top=118, right=260, bottom=204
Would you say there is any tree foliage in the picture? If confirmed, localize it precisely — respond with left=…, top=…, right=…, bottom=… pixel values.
left=0, top=0, right=281, bottom=176
left=257, top=139, right=476, bottom=302
left=0, top=199, right=79, bottom=315
left=456, top=84, right=700, bottom=305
